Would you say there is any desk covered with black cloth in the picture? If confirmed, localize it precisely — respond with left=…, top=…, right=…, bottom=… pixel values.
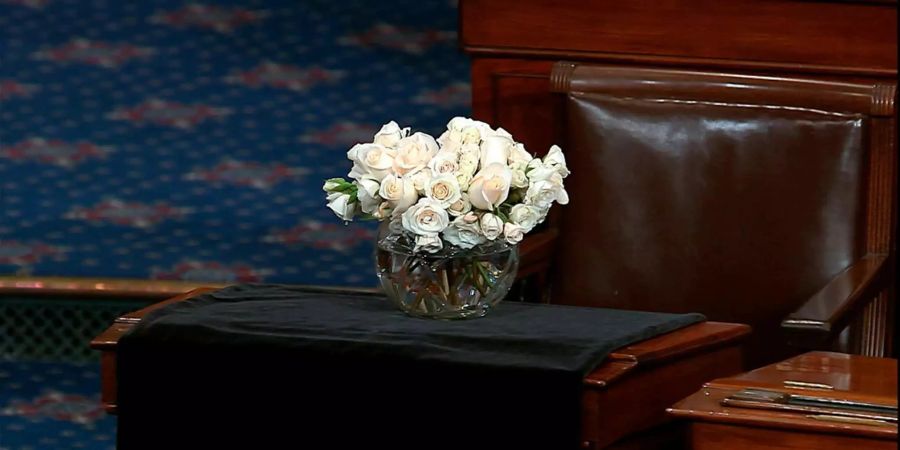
left=116, top=284, right=705, bottom=449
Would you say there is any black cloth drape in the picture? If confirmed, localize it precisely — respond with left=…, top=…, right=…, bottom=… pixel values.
left=116, top=284, right=704, bottom=450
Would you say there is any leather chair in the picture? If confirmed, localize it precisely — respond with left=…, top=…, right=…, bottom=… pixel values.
left=520, top=62, right=896, bottom=367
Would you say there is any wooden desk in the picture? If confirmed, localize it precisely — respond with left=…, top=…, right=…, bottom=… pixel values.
left=91, top=288, right=750, bottom=449
left=668, top=351, right=898, bottom=449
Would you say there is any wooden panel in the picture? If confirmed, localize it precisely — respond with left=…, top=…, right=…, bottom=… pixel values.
left=99, top=351, right=118, bottom=414
left=690, top=422, right=897, bottom=450
left=470, top=58, right=561, bottom=153
left=461, top=0, right=897, bottom=77
left=603, top=421, right=686, bottom=450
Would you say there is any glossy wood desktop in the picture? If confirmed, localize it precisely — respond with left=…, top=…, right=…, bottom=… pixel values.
left=91, top=288, right=750, bottom=450
left=668, top=352, right=898, bottom=449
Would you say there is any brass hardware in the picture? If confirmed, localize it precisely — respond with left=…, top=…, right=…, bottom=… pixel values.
left=806, top=414, right=896, bottom=427
left=784, top=380, right=834, bottom=390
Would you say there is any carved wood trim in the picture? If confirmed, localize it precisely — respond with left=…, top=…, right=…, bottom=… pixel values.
left=550, top=61, right=577, bottom=93
left=872, top=84, right=897, bottom=116
left=858, top=81, right=896, bottom=356
left=463, top=46, right=897, bottom=79
left=866, top=116, right=897, bottom=255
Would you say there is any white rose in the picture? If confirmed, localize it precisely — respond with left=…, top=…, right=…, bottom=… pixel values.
left=447, top=193, right=471, bottom=216
left=544, top=145, right=570, bottom=178
left=425, top=174, right=461, bottom=208
left=414, top=234, right=443, bottom=253
left=447, top=117, right=472, bottom=131
left=437, top=129, right=463, bottom=147
left=510, top=159, right=529, bottom=189
left=373, top=121, right=409, bottom=148
left=480, top=212, right=504, bottom=241
left=455, top=172, right=472, bottom=191
left=457, top=150, right=479, bottom=176
left=479, top=135, right=513, bottom=168
left=443, top=215, right=485, bottom=249
left=428, top=152, right=459, bottom=176
left=347, top=143, right=395, bottom=181
left=525, top=174, right=569, bottom=209
left=409, top=169, right=432, bottom=194
left=393, top=132, right=438, bottom=176
left=356, top=178, right=381, bottom=214
left=493, top=127, right=513, bottom=139
left=525, top=158, right=557, bottom=182
left=435, top=131, right=462, bottom=155
left=510, top=167, right=528, bottom=189
left=461, top=125, right=481, bottom=145
left=503, top=222, right=524, bottom=245
left=509, top=143, right=533, bottom=164
left=467, top=163, right=512, bottom=211
left=326, top=192, right=356, bottom=221
left=447, top=117, right=490, bottom=133
left=379, top=174, right=418, bottom=214
left=509, top=204, right=543, bottom=232
left=401, top=198, right=450, bottom=236
left=461, top=142, right=480, bottom=155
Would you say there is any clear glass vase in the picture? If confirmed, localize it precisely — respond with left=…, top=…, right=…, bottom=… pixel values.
left=375, top=225, right=519, bottom=320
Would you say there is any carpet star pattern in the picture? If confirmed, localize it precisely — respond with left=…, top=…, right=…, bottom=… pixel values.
left=0, top=0, right=468, bottom=288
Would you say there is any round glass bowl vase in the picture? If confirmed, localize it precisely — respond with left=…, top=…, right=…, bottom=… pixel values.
left=375, top=228, right=519, bottom=320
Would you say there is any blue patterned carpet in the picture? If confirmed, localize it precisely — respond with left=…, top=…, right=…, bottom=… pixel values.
left=0, top=360, right=115, bottom=450
left=0, top=0, right=469, bottom=287
left=1, top=0, right=468, bottom=448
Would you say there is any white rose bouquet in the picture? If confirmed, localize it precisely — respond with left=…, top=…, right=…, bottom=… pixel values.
left=324, top=117, right=570, bottom=254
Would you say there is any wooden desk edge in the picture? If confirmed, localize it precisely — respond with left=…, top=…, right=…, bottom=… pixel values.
left=666, top=394, right=897, bottom=440
left=90, top=287, right=217, bottom=413
left=583, top=322, right=749, bottom=388
left=90, top=287, right=217, bottom=351
left=702, top=351, right=898, bottom=406
left=608, top=322, right=750, bottom=363
left=667, top=386, right=898, bottom=440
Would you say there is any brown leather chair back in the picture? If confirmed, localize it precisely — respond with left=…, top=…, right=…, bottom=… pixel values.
left=549, top=63, right=896, bottom=366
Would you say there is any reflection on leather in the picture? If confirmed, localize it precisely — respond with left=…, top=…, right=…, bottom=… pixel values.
left=555, top=83, right=867, bottom=366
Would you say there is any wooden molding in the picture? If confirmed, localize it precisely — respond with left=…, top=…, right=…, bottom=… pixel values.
left=0, top=276, right=229, bottom=299
left=466, top=46, right=898, bottom=79
left=460, top=0, right=897, bottom=79
left=872, top=84, right=898, bottom=116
